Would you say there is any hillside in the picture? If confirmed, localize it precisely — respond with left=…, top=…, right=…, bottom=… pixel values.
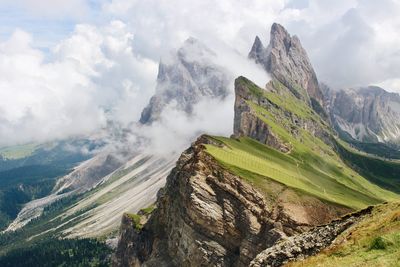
left=286, top=202, right=400, bottom=267
left=113, top=76, right=400, bottom=266
left=209, top=77, right=397, bottom=210
left=113, top=23, right=400, bottom=267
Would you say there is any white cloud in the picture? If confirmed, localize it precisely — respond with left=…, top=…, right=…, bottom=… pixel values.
left=134, top=94, right=235, bottom=156
left=2, top=0, right=400, bottom=148
left=101, top=0, right=400, bottom=93
left=282, top=0, right=400, bottom=92
left=0, top=21, right=157, bottom=146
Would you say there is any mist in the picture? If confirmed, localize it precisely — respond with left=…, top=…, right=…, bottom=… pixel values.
left=2, top=0, right=400, bottom=152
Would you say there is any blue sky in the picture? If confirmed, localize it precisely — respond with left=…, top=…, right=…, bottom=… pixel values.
left=0, top=0, right=105, bottom=49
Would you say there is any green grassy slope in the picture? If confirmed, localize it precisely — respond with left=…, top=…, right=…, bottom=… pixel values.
left=205, top=77, right=399, bottom=210
left=0, top=140, right=95, bottom=231
left=0, top=144, right=38, bottom=160
left=287, top=202, right=400, bottom=267
left=336, top=140, right=400, bottom=193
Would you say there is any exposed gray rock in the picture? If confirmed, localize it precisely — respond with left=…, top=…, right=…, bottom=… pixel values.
left=250, top=206, right=373, bottom=267
left=233, top=77, right=290, bottom=152
left=249, top=23, right=323, bottom=106
left=114, top=135, right=287, bottom=267
left=113, top=133, right=350, bottom=267
left=325, top=86, right=400, bottom=145
left=233, top=77, right=332, bottom=152
left=140, top=38, right=229, bottom=124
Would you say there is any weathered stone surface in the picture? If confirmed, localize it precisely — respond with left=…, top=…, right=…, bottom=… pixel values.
left=233, top=77, right=333, bottom=152
left=113, top=135, right=351, bottom=267
left=250, top=206, right=373, bottom=267
left=324, top=85, right=400, bottom=145
left=233, top=77, right=290, bottom=152
left=116, top=136, right=287, bottom=266
left=249, top=23, right=323, bottom=106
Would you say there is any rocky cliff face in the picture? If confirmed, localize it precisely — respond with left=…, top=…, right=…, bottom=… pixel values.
left=233, top=77, right=290, bottom=153
left=250, top=206, right=373, bottom=267
left=325, top=86, right=400, bottom=145
left=249, top=23, right=323, bottom=106
left=114, top=136, right=360, bottom=266
left=233, top=77, right=332, bottom=153
left=113, top=23, right=389, bottom=267
left=140, top=38, right=229, bottom=124
left=113, top=134, right=351, bottom=267
left=115, top=136, right=288, bottom=266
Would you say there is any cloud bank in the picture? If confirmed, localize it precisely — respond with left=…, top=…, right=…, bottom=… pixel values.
left=1, top=0, right=400, bottom=148
left=0, top=21, right=157, bottom=146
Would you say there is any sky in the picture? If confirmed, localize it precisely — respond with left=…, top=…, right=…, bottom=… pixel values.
left=0, top=0, right=400, bottom=148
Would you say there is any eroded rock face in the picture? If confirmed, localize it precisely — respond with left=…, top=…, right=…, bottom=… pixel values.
left=250, top=206, right=373, bottom=267
left=249, top=23, right=323, bottom=106
left=233, top=77, right=332, bottom=152
left=115, top=136, right=287, bottom=266
left=233, top=77, right=290, bottom=153
left=114, top=135, right=350, bottom=267
left=324, top=86, right=400, bottom=145
left=140, top=38, right=229, bottom=124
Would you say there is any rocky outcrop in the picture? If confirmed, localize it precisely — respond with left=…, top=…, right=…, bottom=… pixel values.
left=249, top=23, right=323, bottom=107
left=250, top=206, right=373, bottom=267
left=114, top=212, right=154, bottom=267
left=115, top=136, right=288, bottom=266
left=114, top=134, right=351, bottom=267
left=233, top=77, right=290, bottom=152
left=233, top=76, right=332, bottom=152
left=140, top=38, right=229, bottom=124
left=325, top=86, right=400, bottom=145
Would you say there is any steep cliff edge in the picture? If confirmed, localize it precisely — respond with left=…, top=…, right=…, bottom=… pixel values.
left=114, top=23, right=400, bottom=267
left=113, top=135, right=350, bottom=267
left=113, top=76, right=396, bottom=266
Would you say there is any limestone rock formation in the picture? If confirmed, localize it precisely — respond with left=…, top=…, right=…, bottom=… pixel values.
left=233, top=77, right=290, bottom=152
left=140, top=37, right=229, bottom=124
left=324, top=86, right=400, bottom=145
left=113, top=134, right=350, bottom=267
left=114, top=136, right=287, bottom=266
left=249, top=23, right=324, bottom=107
left=250, top=206, right=373, bottom=267
left=233, top=77, right=332, bottom=152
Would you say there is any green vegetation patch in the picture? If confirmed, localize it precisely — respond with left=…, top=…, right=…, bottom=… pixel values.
left=126, top=213, right=143, bottom=230
left=140, top=204, right=156, bottom=215
left=0, top=238, right=110, bottom=267
left=207, top=78, right=398, bottom=210
left=205, top=137, right=396, bottom=209
left=336, top=139, right=400, bottom=193
left=0, top=144, right=38, bottom=160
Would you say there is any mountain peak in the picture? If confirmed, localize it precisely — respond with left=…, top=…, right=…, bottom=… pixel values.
left=139, top=38, right=229, bottom=124
left=177, top=37, right=216, bottom=63
left=249, top=23, right=324, bottom=107
left=325, top=85, right=400, bottom=144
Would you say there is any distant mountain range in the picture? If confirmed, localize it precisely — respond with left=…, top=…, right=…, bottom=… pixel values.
left=1, top=22, right=400, bottom=267
left=113, top=23, right=400, bottom=267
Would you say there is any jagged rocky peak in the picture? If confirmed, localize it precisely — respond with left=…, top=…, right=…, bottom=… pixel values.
left=139, top=37, right=230, bottom=124
left=325, top=85, right=400, bottom=144
left=113, top=135, right=346, bottom=267
left=113, top=76, right=352, bottom=266
left=249, top=23, right=324, bottom=106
